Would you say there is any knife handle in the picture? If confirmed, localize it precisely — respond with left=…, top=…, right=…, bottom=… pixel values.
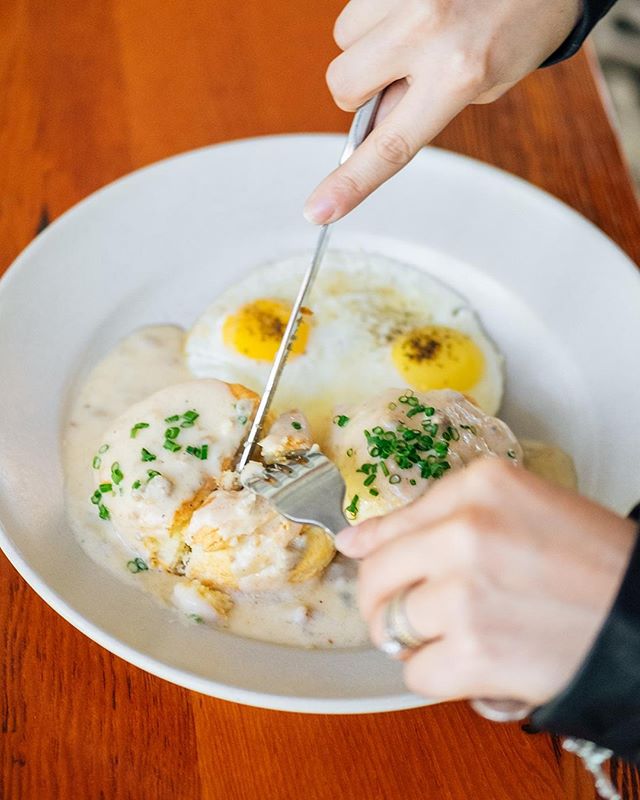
left=340, top=92, right=383, bottom=165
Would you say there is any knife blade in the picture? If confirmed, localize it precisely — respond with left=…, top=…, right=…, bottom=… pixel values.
left=237, top=92, right=383, bottom=470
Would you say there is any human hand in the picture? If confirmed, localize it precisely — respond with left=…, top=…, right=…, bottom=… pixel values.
left=335, top=458, right=636, bottom=706
left=304, top=0, right=581, bottom=225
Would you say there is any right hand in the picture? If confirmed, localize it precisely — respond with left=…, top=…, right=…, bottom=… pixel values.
left=304, top=0, right=581, bottom=225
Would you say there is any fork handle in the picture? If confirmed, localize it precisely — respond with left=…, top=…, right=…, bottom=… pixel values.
left=282, top=506, right=349, bottom=538
left=313, top=507, right=351, bottom=538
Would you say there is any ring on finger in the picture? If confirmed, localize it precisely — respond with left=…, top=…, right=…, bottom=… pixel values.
left=378, top=585, right=436, bottom=659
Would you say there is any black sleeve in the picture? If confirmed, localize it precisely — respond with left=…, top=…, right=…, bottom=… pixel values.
left=529, top=503, right=640, bottom=762
left=541, top=0, right=620, bottom=66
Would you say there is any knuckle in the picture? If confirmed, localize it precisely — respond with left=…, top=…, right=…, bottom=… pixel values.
left=452, top=600, right=484, bottom=659
left=332, top=170, right=367, bottom=202
left=404, top=0, right=453, bottom=46
left=471, top=457, right=513, bottom=492
left=456, top=504, right=496, bottom=541
left=443, top=575, right=475, bottom=618
left=448, top=48, right=491, bottom=95
left=374, top=128, right=414, bottom=166
left=450, top=516, right=480, bottom=565
left=418, top=0, right=451, bottom=32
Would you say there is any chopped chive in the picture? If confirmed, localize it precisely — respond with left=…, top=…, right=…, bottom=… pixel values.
left=164, top=414, right=180, bottom=423
left=132, top=480, right=142, bottom=490
left=345, top=494, right=359, bottom=519
left=410, top=479, right=417, bottom=486
left=92, top=456, right=101, bottom=469
left=188, top=613, right=203, bottom=623
left=98, top=444, right=109, bottom=454
left=387, top=402, right=397, bottom=410
left=363, top=474, right=376, bottom=487
left=141, top=448, right=156, bottom=462
left=380, top=461, right=390, bottom=477
left=389, top=474, right=401, bottom=485
left=185, top=444, right=208, bottom=460
left=333, top=415, right=350, bottom=428
left=98, top=504, right=110, bottom=520
left=449, top=427, right=460, bottom=441
left=398, top=395, right=409, bottom=404
left=407, top=404, right=426, bottom=418
left=238, top=415, right=248, bottom=425
left=126, top=557, right=148, bottom=573
left=111, top=462, right=124, bottom=485
left=90, top=489, right=102, bottom=505
left=130, top=422, right=149, bottom=439
left=181, top=410, right=200, bottom=428
left=163, top=440, right=181, bottom=453
left=291, top=421, right=302, bottom=430
left=346, top=448, right=354, bottom=457
left=165, top=426, right=180, bottom=440
left=147, top=469, right=161, bottom=480
left=507, top=449, right=517, bottom=459
left=369, top=488, right=379, bottom=496
left=424, top=407, right=435, bottom=416
left=99, top=482, right=112, bottom=493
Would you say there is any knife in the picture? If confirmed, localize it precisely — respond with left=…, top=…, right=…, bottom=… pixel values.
left=237, top=92, right=383, bottom=471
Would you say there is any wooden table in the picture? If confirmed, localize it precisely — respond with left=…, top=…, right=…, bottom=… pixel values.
left=1, top=3, right=639, bottom=798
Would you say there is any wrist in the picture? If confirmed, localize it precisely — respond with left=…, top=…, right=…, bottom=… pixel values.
left=529, top=504, right=640, bottom=761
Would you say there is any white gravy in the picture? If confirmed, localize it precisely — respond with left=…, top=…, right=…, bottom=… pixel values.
left=63, top=326, right=366, bottom=648
left=63, top=325, right=576, bottom=650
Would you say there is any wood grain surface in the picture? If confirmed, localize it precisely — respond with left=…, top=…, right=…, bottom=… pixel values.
left=1, top=2, right=639, bottom=798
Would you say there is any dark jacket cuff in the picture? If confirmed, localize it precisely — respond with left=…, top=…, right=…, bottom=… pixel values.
left=541, top=0, right=619, bottom=66
left=529, top=503, right=640, bottom=762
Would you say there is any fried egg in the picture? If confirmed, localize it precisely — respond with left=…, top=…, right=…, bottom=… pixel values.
left=186, top=251, right=503, bottom=446
left=326, top=388, right=522, bottom=523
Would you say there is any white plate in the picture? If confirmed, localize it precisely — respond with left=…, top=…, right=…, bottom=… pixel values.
left=1, top=135, right=639, bottom=714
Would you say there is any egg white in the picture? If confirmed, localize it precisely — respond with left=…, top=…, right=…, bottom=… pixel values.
left=186, top=251, right=504, bottom=445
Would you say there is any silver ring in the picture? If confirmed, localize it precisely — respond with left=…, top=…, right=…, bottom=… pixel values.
left=379, top=587, right=430, bottom=658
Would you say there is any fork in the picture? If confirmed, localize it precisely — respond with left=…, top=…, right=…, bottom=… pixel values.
left=240, top=449, right=349, bottom=537
left=241, top=448, right=536, bottom=725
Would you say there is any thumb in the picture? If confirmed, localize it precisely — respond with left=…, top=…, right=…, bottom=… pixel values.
left=303, top=81, right=468, bottom=225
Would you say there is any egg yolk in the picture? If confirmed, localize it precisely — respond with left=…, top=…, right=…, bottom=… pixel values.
left=222, top=299, right=310, bottom=361
left=392, top=326, right=484, bottom=392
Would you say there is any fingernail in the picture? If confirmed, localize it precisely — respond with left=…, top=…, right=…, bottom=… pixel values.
left=335, top=527, right=355, bottom=552
left=303, top=197, right=336, bottom=225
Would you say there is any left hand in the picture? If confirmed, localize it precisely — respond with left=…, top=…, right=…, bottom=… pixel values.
left=335, top=458, right=636, bottom=706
